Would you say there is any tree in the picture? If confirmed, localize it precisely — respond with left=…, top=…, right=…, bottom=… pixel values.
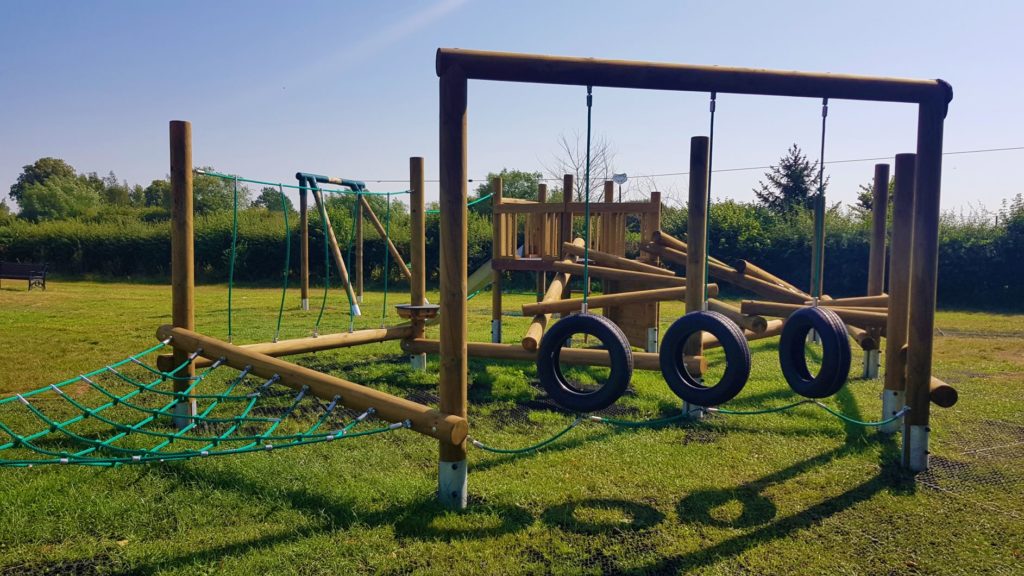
left=753, top=144, right=828, bottom=214
left=18, top=175, right=101, bottom=221
left=855, top=175, right=895, bottom=214
left=9, top=157, right=78, bottom=203
left=544, top=132, right=616, bottom=201
left=470, top=169, right=544, bottom=214
left=252, top=186, right=295, bottom=212
left=99, top=171, right=131, bottom=206
left=192, top=167, right=250, bottom=214
left=143, top=179, right=171, bottom=208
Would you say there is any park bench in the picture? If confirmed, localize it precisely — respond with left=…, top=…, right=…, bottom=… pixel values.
left=0, top=262, right=47, bottom=290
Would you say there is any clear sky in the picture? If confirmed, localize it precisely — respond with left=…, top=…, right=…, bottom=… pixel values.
left=1, top=0, right=1021, bottom=213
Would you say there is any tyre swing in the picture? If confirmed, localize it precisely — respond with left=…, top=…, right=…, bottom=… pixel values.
left=659, top=92, right=751, bottom=407
left=537, top=85, right=633, bottom=413
left=777, top=99, right=851, bottom=399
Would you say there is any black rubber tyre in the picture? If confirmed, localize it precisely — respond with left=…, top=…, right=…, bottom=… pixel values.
left=777, top=306, right=851, bottom=398
left=659, top=311, right=751, bottom=406
left=537, top=313, right=633, bottom=413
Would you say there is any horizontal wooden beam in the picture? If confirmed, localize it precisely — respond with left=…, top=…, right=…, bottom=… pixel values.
left=156, top=325, right=414, bottom=371
left=157, top=326, right=467, bottom=445
left=522, top=286, right=695, bottom=316
left=550, top=261, right=689, bottom=286
left=814, top=294, right=889, bottom=308
left=929, top=376, right=958, bottom=408
left=740, top=300, right=888, bottom=329
left=561, top=242, right=673, bottom=276
left=403, top=338, right=706, bottom=374
left=436, top=48, right=952, bottom=105
left=846, top=324, right=879, bottom=351
left=707, top=298, right=768, bottom=334
left=494, top=201, right=659, bottom=215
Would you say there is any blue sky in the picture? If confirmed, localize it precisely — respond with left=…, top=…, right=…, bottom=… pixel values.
left=1, top=0, right=1021, bottom=213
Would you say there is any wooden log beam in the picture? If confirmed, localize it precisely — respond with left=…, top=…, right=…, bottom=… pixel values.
left=549, top=261, right=688, bottom=286
left=733, top=260, right=811, bottom=299
left=740, top=300, right=889, bottom=329
left=435, top=48, right=952, bottom=105
left=522, top=286, right=701, bottom=316
left=560, top=242, right=673, bottom=276
left=647, top=243, right=808, bottom=304
left=359, top=194, right=412, bottom=281
left=522, top=238, right=585, bottom=351
left=846, top=324, right=879, bottom=351
left=701, top=318, right=784, bottom=350
left=157, top=325, right=415, bottom=371
left=707, top=298, right=769, bottom=334
left=812, top=294, right=889, bottom=308
left=404, top=338, right=706, bottom=374
left=157, top=326, right=467, bottom=445
left=929, top=376, right=958, bottom=408
left=651, top=230, right=730, bottom=269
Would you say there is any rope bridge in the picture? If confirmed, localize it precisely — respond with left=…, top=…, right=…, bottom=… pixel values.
left=0, top=341, right=408, bottom=468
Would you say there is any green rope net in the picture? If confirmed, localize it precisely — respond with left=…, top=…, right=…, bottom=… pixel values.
left=0, top=342, right=407, bottom=468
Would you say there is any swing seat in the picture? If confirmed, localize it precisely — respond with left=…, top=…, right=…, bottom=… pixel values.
left=395, top=304, right=440, bottom=320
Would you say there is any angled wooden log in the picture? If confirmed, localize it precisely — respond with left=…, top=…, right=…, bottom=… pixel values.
left=707, top=298, right=769, bottom=333
left=522, top=238, right=584, bottom=351
left=549, top=261, right=688, bottom=286
left=157, top=326, right=467, bottom=445
left=522, top=286, right=701, bottom=316
left=560, top=242, right=674, bottom=276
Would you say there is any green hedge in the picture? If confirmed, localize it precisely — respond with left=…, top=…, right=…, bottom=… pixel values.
left=1, top=199, right=1021, bottom=309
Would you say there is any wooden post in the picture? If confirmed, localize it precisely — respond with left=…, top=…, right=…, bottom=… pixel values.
left=359, top=195, right=412, bottom=282
left=355, top=190, right=363, bottom=304
left=560, top=174, right=574, bottom=301
left=882, top=154, right=915, bottom=433
left=863, top=163, right=890, bottom=378
left=491, top=176, right=504, bottom=343
left=409, top=157, right=427, bottom=370
left=169, top=120, right=197, bottom=426
left=300, top=188, right=309, bottom=310
left=904, top=100, right=946, bottom=472
left=684, top=137, right=710, bottom=383
left=536, top=183, right=547, bottom=298
left=311, top=190, right=360, bottom=320
left=438, top=67, right=469, bottom=508
left=158, top=326, right=467, bottom=445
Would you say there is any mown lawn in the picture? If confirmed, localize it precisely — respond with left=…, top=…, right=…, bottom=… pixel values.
left=0, top=280, right=1022, bottom=575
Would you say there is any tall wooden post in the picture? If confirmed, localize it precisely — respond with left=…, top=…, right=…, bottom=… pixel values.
left=904, top=100, right=947, bottom=472
left=409, top=157, right=427, bottom=370
left=685, top=136, right=710, bottom=387
left=536, top=183, right=548, bottom=299
left=355, top=192, right=363, bottom=304
left=491, top=177, right=504, bottom=343
left=863, top=163, right=890, bottom=378
left=882, top=154, right=915, bottom=434
left=300, top=188, right=309, bottom=310
left=169, top=120, right=197, bottom=426
left=438, top=68, right=469, bottom=508
left=642, top=191, right=662, bottom=352
left=560, top=174, right=574, bottom=301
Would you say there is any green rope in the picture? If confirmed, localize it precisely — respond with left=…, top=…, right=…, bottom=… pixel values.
left=314, top=188, right=330, bottom=336
left=274, top=184, right=290, bottom=342
left=0, top=344, right=411, bottom=467
left=581, top=85, right=593, bottom=310
left=227, top=176, right=239, bottom=342
left=704, top=92, right=716, bottom=307
left=470, top=399, right=910, bottom=455
left=470, top=417, right=583, bottom=454
left=811, top=98, right=829, bottom=301
left=195, top=169, right=407, bottom=196
left=381, top=194, right=392, bottom=328
left=346, top=194, right=359, bottom=333
left=425, top=192, right=492, bottom=215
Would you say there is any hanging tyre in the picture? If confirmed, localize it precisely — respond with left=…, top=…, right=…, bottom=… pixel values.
left=659, top=311, right=751, bottom=406
left=777, top=306, right=851, bottom=398
left=537, top=313, right=633, bottom=413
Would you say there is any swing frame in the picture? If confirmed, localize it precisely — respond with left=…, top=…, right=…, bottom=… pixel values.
left=436, top=48, right=952, bottom=509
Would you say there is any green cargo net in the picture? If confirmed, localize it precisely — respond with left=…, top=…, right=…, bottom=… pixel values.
left=0, top=341, right=407, bottom=467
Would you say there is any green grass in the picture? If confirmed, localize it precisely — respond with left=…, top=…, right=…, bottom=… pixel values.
left=1, top=281, right=1022, bottom=575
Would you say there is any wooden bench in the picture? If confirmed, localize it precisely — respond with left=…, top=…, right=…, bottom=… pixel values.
left=0, top=262, right=47, bottom=290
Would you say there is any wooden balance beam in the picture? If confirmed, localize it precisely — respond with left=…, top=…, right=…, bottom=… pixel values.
left=740, top=300, right=888, bottom=330
left=156, top=325, right=414, bottom=371
left=522, top=285, right=718, bottom=317
left=559, top=242, right=674, bottom=276
left=404, top=338, right=706, bottom=374
left=707, top=299, right=769, bottom=334
left=156, top=326, right=467, bottom=445
left=549, top=261, right=688, bottom=286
